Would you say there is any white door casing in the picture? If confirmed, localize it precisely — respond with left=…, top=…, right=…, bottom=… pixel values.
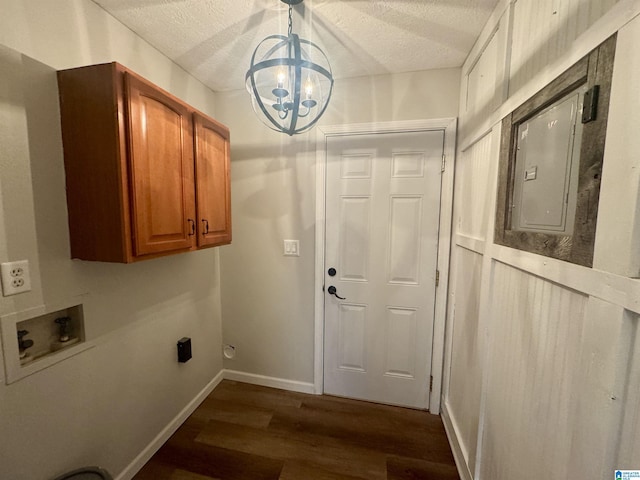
left=315, top=119, right=456, bottom=413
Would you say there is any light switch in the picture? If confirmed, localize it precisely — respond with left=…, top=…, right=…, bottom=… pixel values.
left=283, top=239, right=300, bottom=256
left=524, top=166, right=538, bottom=181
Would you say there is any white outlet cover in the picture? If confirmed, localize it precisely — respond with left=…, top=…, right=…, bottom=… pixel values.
left=1, top=260, right=31, bottom=296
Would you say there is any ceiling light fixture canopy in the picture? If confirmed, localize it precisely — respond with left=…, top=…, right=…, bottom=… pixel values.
left=245, top=0, right=334, bottom=136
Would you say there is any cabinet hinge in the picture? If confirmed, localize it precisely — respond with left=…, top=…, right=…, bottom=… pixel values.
left=430, top=375, right=434, bottom=391
left=441, top=154, right=446, bottom=172
left=435, top=269, right=440, bottom=287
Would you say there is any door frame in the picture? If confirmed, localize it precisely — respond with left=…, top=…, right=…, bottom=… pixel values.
left=314, top=118, right=457, bottom=413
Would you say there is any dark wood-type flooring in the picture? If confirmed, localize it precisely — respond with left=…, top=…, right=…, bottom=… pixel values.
left=134, top=380, right=460, bottom=480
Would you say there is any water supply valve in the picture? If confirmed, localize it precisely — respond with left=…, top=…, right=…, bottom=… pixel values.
left=17, top=330, right=34, bottom=359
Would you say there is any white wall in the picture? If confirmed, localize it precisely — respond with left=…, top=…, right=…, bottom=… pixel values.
left=216, top=69, right=461, bottom=384
left=443, top=0, right=640, bottom=479
left=0, top=1, right=223, bottom=479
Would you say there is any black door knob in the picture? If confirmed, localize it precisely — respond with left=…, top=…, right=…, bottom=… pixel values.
left=328, top=267, right=337, bottom=277
left=327, top=285, right=346, bottom=300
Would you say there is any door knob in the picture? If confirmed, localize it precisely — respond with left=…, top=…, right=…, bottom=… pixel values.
left=327, top=285, right=346, bottom=300
left=328, top=267, right=337, bottom=277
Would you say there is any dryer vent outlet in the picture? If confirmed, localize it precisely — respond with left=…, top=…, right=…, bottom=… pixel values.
left=223, top=344, right=236, bottom=359
left=177, top=337, right=192, bottom=363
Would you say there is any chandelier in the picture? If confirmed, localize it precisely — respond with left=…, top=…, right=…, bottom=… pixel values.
left=245, top=0, right=334, bottom=136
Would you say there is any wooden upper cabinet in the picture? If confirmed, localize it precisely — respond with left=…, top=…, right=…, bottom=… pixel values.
left=57, top=62, right=231, bottom=263
left=126, top=73, right=196, bottom=256
left=194, top=112, right=231, bottom=247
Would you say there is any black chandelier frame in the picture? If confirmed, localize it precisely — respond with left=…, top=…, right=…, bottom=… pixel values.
left=245, top=0, right=334, bottom=136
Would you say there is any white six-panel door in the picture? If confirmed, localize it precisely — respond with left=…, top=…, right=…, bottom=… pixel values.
left=323, top=130, right=444, bottom=409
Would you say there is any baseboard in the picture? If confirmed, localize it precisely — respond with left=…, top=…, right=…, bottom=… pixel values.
left=224, top=369, right=316, bottom=394
left=115, top=369, right=225, bottom=480
left=441, top=402, right=474, bottom=480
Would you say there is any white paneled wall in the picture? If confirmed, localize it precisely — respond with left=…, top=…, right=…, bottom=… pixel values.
left=509, top=0, right=619, bottom=95
left=444, top=129, right=497, bottom=476
left=443, top=1, right=640, bottom=479
left=446, top=247, right=483, bottom=470
left=465, top=31, right=501, bottom=131
left=481, top=263, right=588, bottom=479
left=459, top=10, right=511, bottom=142
left=619, top=320, right=640, bottom=467
left=455, top=133, right=494, bottom=241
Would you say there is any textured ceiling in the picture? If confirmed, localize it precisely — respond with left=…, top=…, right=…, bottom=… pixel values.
left=91, top=0, right=499, bottom=92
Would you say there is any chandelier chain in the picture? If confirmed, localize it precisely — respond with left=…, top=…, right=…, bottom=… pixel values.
left=288, top=5, right=293, bottom=36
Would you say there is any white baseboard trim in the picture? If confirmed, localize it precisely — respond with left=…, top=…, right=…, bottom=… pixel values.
left=224, top=369, right=316, bottom=394
left=115, top=369, right=225, bottom=480
left=441, top=402, right=474, bottom=480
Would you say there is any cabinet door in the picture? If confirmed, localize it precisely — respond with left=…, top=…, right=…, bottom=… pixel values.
left=194, top=112, right=232, bottom=247
left=126, top=73, right=196, bottom=256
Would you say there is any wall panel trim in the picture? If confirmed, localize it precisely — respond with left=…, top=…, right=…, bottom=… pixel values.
left=224, top=369, right=316, bottom=394
left=456, top=234, right=486, bottom=255
left=491, top=244, right=640, bottom=314
left=442, top=401, right=475, bottom=480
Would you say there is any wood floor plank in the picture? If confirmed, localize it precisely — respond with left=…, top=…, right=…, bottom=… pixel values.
left=134, top=381, right=460, bottom=480
left=196, top=419, right=387, bottom=480
left=387, top=455, right=460, bottom=480
left=268, top=403, right=454, bottom=463
left=165, top=415, right=209, bottom=444
left=134, top=463, right=222, bottom=480
left=190, top=397, right=273, bottom=429
left=133, top=460, right=176, bottom=479
left=210, top=381, right=303, bottom=409
left=278, top=460, right=368, bottom=480
left=138, top=441, right=283, bottom=480
left=172, top=469, right=222, bottom=480
left=302, top=394, right=444, bottom=430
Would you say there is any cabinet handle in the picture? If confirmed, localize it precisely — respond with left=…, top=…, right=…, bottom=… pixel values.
left=187, top=219, right=195, bottom=236
left=202, top=219, right=209, bottom=235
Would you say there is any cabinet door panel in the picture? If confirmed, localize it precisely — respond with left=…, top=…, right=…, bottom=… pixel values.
left=194, top=112, right=231, bottom=247
left=126, top=73, right=196, bottom=256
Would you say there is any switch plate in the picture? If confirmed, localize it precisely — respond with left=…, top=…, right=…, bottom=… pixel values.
left=1, top=260, right=31, bottom=296
left=283, top=239, right=300, bottom=256
left=524, top=166, right=538, bottom=181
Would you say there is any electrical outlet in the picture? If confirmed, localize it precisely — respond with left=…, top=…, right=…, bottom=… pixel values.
left=1, top=260, right=31, bottom=296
